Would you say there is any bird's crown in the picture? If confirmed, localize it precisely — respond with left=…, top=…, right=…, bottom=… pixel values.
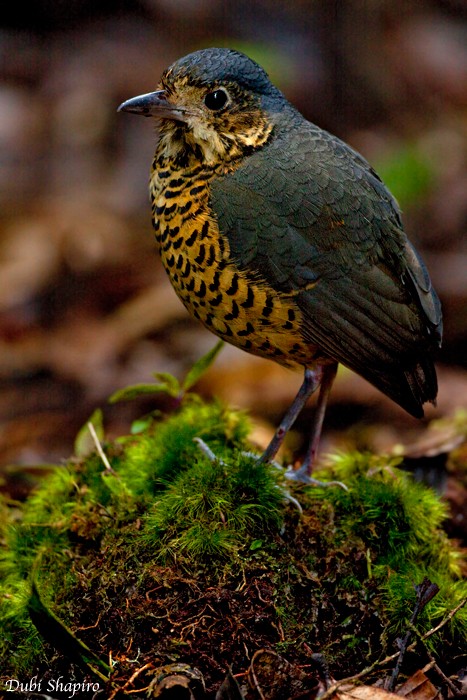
left=162, top=48, right=281, bottom=98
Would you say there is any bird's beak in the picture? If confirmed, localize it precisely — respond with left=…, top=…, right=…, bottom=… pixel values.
left=117, top=89, right=189, bottom=122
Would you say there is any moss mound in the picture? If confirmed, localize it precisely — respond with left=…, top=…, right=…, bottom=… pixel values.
left=0, top=394, right=465, bottom=698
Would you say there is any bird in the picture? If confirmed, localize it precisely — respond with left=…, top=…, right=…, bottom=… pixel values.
left=118, top=47, right=442, bottom=483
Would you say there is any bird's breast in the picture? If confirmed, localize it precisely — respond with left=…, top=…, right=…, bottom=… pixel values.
left=149, top=159, right=322, bottom=368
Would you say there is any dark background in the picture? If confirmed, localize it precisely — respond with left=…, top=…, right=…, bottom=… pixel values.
left=1, top=0, right=466, bottom=480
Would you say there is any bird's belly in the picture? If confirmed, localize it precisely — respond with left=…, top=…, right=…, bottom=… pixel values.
left=179, top=276, right=314, bottom=368
left=154, top=207, right=317, bottom=368
left=174, top=262, right=316, bottom=368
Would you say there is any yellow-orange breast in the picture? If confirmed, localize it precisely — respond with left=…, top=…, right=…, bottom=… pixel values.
left=149, top=159, right=322, bottom=368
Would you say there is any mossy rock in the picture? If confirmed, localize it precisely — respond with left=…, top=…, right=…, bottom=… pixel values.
left=0, top=396, right=465, bottom=698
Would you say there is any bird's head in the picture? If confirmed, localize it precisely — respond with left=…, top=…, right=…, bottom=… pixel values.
left=118, top=48, right=288, bottom=166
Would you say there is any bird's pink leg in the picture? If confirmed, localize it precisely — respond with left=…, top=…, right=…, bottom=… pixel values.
left=289, top=361, right=338, bottom=482
left=258, top=366, right=324, bottom=465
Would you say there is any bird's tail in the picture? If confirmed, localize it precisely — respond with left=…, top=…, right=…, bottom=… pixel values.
left=370, top=356, right=438, bottom=418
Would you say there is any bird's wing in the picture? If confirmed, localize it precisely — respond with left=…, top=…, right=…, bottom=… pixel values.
left=210, top=123, right=442, bottom=416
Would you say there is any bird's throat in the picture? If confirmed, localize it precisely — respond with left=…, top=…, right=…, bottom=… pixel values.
left=156, top=113, right=274, bottom=167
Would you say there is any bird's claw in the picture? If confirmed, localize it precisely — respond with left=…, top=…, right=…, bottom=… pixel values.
left=285, top=464, right=348, bottom=490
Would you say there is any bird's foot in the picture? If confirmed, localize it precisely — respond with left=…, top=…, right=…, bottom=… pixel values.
left=285, top=463, right=348, bottom=490
left=195, top=438, right=346, bottom=492
left=193, top=439, right=303, bottom=512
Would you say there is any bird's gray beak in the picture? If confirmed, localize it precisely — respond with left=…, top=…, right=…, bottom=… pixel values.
left=117, top=89, right=189, bottom=122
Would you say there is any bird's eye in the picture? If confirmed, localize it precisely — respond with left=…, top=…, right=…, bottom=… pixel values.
left=204, top=89, right=229, bottom=110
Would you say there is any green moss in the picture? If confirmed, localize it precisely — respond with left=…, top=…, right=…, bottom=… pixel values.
left=381, top=566, right=467, bottom=645
left=142, top=451, right=283, bottom=561
left=0, top=397, right=465, bottom=689
left=312, top=452, right=452, bottom=562
left=119, top=397, right=250, bottom=499
left=309, top=452, right=465, bottom=642
left=0, top=399, right=259, bottom=676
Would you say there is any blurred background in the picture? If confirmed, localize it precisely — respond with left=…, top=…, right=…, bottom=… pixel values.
left=0, top=0, right=466, bottom=516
